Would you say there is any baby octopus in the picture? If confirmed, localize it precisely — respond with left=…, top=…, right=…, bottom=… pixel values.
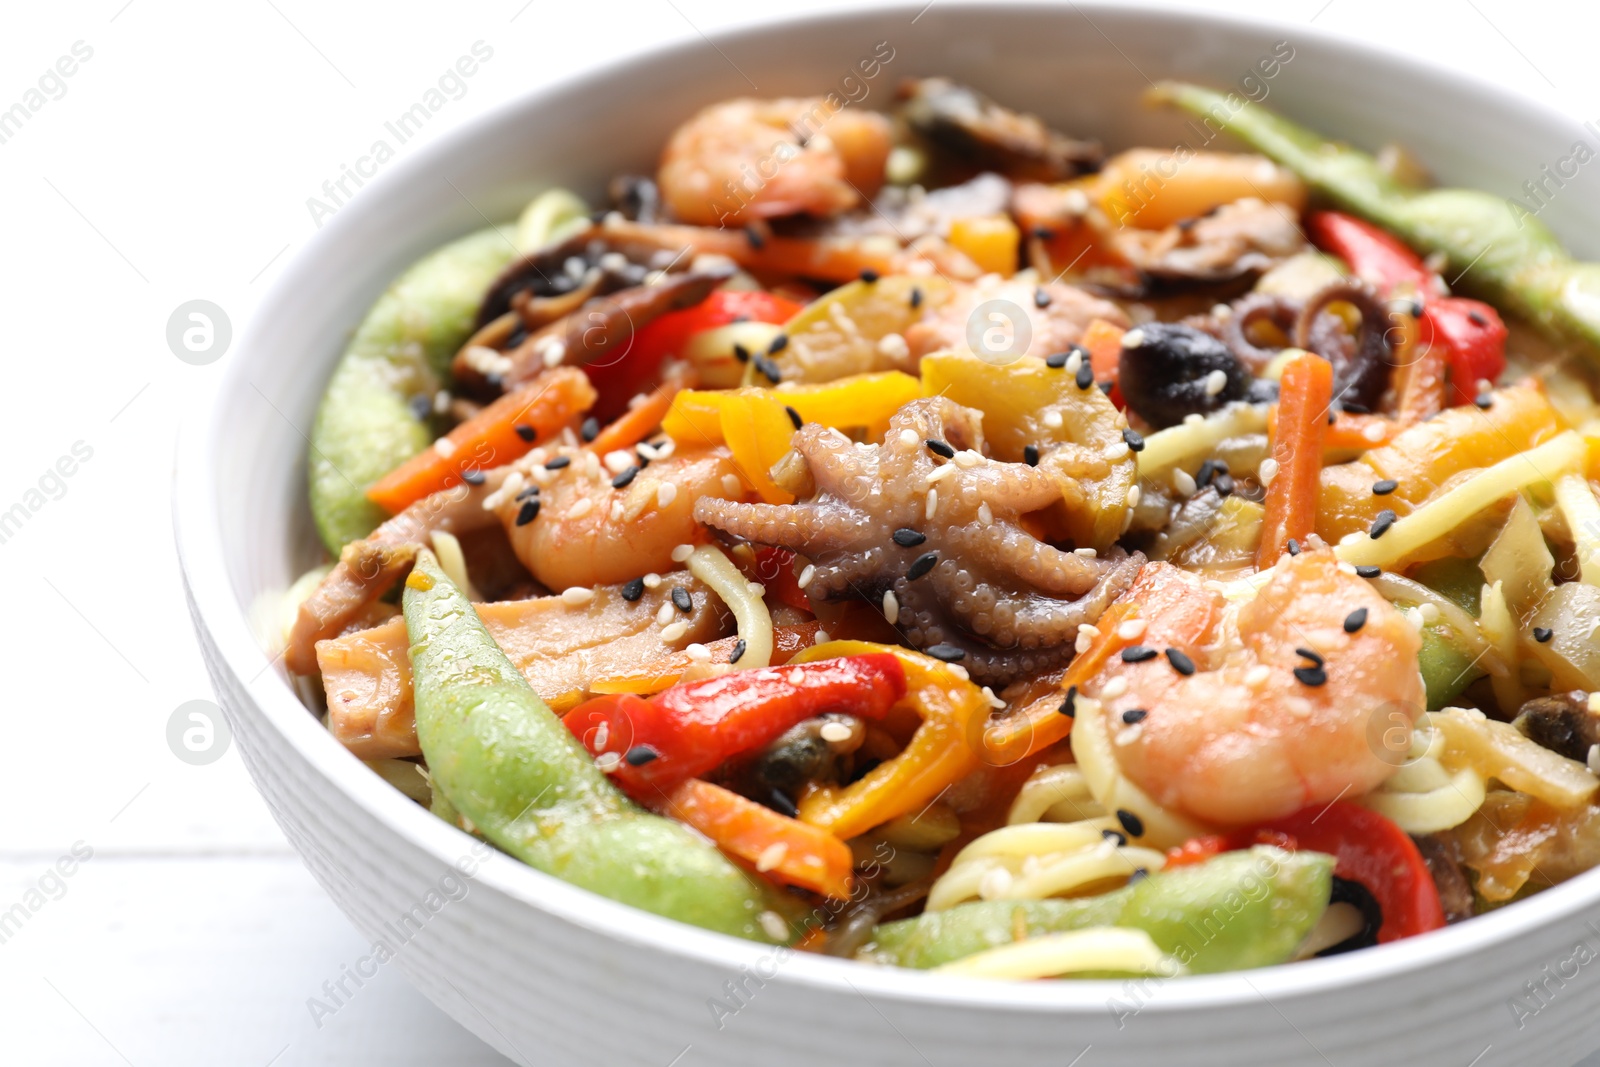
left=695, top=397, right=1141, bottom=685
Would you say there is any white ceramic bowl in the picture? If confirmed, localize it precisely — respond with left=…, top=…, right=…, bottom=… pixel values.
left=176, top=5, right=1600, bottom=1064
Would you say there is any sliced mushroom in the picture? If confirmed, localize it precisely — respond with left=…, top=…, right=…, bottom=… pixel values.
left=1513, top=691, right=1600, bottom=764
left=895, top=77, right=1102, bottom=181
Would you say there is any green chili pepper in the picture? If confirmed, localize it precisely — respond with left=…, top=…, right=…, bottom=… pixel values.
left=309, top=227, right=517, bottom=552
left=403, top=548, right=790, bottom=943
left=859, top=847, right=1332, bottom=972
left=1155, top=82, right=1600, bottom=353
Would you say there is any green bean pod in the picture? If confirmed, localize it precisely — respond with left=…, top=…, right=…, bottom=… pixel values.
left=1155, top=82, right=1600, bottom=353
left=860, top=847, right=1332, bottom=973
left=309, top=227, right=518, bottom=552
left=403, top=549, right=789, bottom=943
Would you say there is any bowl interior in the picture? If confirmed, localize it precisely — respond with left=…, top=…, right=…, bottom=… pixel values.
left=180, top=0, right=1600, bottom=1020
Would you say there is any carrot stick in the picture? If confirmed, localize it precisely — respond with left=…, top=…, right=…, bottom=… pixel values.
left=654, top=778, right=854, bottom=899
left=585, top=373, right=691, bottom=457
left=366, top=367, right=595, bottom=514
left=1079, top=317, right=1127, bottom=406
left=1257, top=352, right=1333, bottom=568
left=1394, top=311, right=1448, bottom=424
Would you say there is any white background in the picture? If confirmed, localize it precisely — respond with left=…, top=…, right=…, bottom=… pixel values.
left=1, top=1, right=1596, bottom=1063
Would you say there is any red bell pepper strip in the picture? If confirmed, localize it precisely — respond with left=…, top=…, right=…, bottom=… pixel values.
left=562, top=653, right=906, bottom=803
left=1165, top=801, right=1445, bottom=943
left=1307, top=210, right=1506, bottom=410
left=585, top=289, right=802, bottom=422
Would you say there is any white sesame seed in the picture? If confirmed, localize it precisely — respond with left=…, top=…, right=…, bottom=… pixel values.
left=883, top=590, right=900, bottom=624
left=1075, top=547, right=1098, bottom=558
left=1117, top=619, right=1147, bottom=640
left=1363, top=422, right=1388, bottom=442
left=671, top=544, right=695, bottom=563
left=561, top=586, right=595, bottom=606
left=656, top=601, right=676, bottom=626
left=566, top=497, right=593, bottom=520
left=657, top=482, right=679, bottom=508
left=899, top=429, right=920, bottom=448
left=877, top=332, right=910, bottom=361
left=1259, top=458, right=1280, bottom=486
left=947, top=663, right=970, bottom=682
left=981, top=686, right=1006, bottom=710
left=1336, top=562, right=1357, bottom=576
left=595, top=751, right=623, bottom=773
left=1075, top=633, right=1094, bottom=654
left=759, top=911, right=789, bottom=940
left=626, top=391, right=649, bottom=410
left=542, top=339, right=567, bottom=368
left=1418, top=603, right=1441, bottom=624
left=1064, top=351, right=1083, bottom=377
left=1173, top=468, right=1198, bottom=496
left=814, top=630, right=831, bottom=645
left=433, top=389, right=451, bottom=415
left=660, top=621, right=689, bottom=642
left=583, top=451, right=600, bottom=479
left=1079, top=623, right=1101, bottom=639
left=978, top=867, right=1014, bottom=900
left=925, top=488, right=938, bottom=520
left=953, top=449, right=983, bottom=469
left=925, top=464, right=957, bottom=485
left=1043, top=410, right=1064, bottom=429
left=609, top=500, right=624, bottom=521
left=652, top=439, right=675, bottom=460
left=1122, top=328, right=1146, bottom=348
left=1183, top=413, right=1205, bottom=426
left=1589, top=743, right=1600, bottom=776
left=1245, top=664, right=1271, bottom=686
left=977, top=502, right=993, bottom=526
left=433, top=437, right=457, bottom=458
left=1204, top=369, right=1228, bottom=397
left=746, top=580, right=767, bottom=597
left=756, top=842, right=789, bottom=872
left=820, top=721, right=853, bottom=744
left=797, top=564, right=816, bottom=589
left=1127, top=485, right=1142, bottom=508
left=788, top=668, right=805, bottom=685
left=636, top=441, right=661, bottom=461
left=1106, top=442, right=1130, bottom=460
left=643, top=572, right=662, bottom=589
left=603, top=450, right=634, bottom=474
left=1100, top=677, right=1129, bottom=699
left=685, top=643, right=711, bottom=662
left=721, top=474, right=742, bottom=496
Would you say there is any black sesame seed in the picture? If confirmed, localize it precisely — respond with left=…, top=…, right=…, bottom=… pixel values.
left=768, top=788, right=799, bottom=817
left=859, top=268, right=880, bottom=283
left=624, top=744, right=660, bottom=766
left=1370, top=509, right=1397, bottom=539
left=784, top=405, right=803, bottom=431
left=754, top=355, right=782, bottom=383
left=1117, top=809, right=1145, bottom=838
left=1059, top=685, right=1078, bottom=718
left=1165, top=648, right=1196, bottom=676
left=611, top=465, right=639, bottom=489
left=515, top=424, right=537, bottom=443
left=1475, top=393, right=1493, bottom=410
left=767, top=333, right=789, bottom=355
left=1099, top=380, right=1115, bottom=394
left=1356, top=565, right=1382, bottom=579
left=1286, top=538, right=1301, bottom=556
left=1372, top=479, right=1399, bottom=495
left=409, top=395, right=433, bottom=420
left=460, top=468, right=485, bottom=486
left=730, top=637, right=747, bottom=663
left=516, top=484, right=540, bottom=501
left=580, top=416, right=600, bottom=443
left=1340, top=401, right=1371, bottom=416
left=744, top=223, right=766, bottom=250
left=1120, top=646, right=1158, bottom=663
left=621, top=577, right=645, bottom=602
left=1295, top=647, right=1325, bottom=667
left=1344, top=608, right=1369, bottom=634
left=907, top=551, right=939, bottom=580
left=1034, top=287, right=1051, bottom=309
left=1196, top=458, right=1230, bottom=488
left=1045, top=351, right=1070, bottom=369
left=1468, top=310, right=1489, bottom=327
left=545, top=456, right=572, bottom=471
left=1213, top=473, right=1235, bottom=497
left=1075, top=360, right=1095, bottom=390
left=671, top=586, right=693, bottom=613
left=1122, top=708, right=1148, bottom=724
left=1128, top=868, right=1150, bottom=884
left=515, top=499, right=541, bottom=526
left=910, top=287, right=923, bottom=310
left=1024, top=444, right=1040, bottom=467
left=925, top=438, right=955, bottom=459
left=892, top=528, right=926, bottom=548
left=1102, top=829, right=1129, bottom=846
left=1409, top=299, right=1425, bottom=320
left=1328, top=409, right=1338, bottom=424
left=506, top=323, right=529, bottom=348
left=1031, top=225, right=1055, bottom=241
left=925, top=643, right=965, bottom=662
left=1294, top=665, right=1328, bottom=687
left=1122, top=428, right=1145, bottom=453
left=1533, top=626, right=1554, bottom=643
left=733, top=342, right=751, bottom=363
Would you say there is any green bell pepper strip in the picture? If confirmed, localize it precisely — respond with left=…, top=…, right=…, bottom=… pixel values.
left=1154, top=82, right=1600, bottom=353
left=859, top=847, right=1332, bottom=973
left=309, top=227, right=518, bottom=552
left=403, top=549, right=791, bottom=943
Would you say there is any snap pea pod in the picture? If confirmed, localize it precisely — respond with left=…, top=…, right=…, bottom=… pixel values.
left=309, top=227, right=517, bottom=552
left=859, top=847, right=1332, bottom=973
left=403, top=549, right=789, bottom=943
left=1155, top=82, right=1600, bottom=353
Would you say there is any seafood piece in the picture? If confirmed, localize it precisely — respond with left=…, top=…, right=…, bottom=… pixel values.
left=1112, top=198, right=1306, bottom=283
left=497, top=445, right=743, bottom=591
left=658, top=97, right=892, bottom=226
left=696, top=397, right=1141, bottom=684
left=1075, top=552, right=1424, bottom=826
left=903, top=273, right=1129, bottom=361
left=894, top=77, right=1101, bottom=181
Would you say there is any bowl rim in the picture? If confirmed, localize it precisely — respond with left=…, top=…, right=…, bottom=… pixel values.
left=173, top=0, right=1600, bottom=1015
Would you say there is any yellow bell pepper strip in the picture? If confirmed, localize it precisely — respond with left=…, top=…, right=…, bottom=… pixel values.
left=788, top=640, right=991, bottom=841
left=948, top=215, right=1020, bottom=275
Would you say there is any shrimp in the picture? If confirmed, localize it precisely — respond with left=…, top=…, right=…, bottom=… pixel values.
left=904, top=273, right=1129, bottom=361
left=1078, top=551, right=1425, bottom=827
left=658, top=97, right=891, bottom=226
left=497, top=444, right=743, bottom=590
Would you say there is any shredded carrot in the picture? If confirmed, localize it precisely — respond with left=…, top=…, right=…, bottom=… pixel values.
left=585, top=372, right=691, bottom=457
left=1079, top=317, right=1126, bottom=388
left=655, top=778, right=854, bottom=899
left=1257, top=352, right=1333, bottom=568
left=1163, top=835, right=1226, bottom=869
left=366, top=367, right=595, bottom=514
left=1394, top=312, right=1447, bottom=424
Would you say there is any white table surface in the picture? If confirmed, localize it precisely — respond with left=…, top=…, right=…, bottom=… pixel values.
left=3, top=0, right=1597, bottom=1062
